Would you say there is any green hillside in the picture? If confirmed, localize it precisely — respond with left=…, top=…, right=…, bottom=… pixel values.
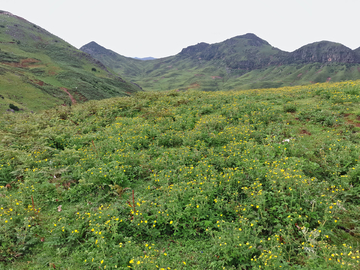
left=1, top=81, right=360, bottom=269
left=0, top=11, right=141, bottom=114
left=81, top=35, right=360, bottom=92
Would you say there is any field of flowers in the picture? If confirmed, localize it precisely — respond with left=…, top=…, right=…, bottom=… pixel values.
left=1, top=81, right=360, bottom=269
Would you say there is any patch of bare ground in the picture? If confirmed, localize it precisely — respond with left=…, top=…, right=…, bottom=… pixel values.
left=300, top=129, right=312, bottom=135
left=60, top=87, right=77, bottom=105
left=343, top=113, right=360, bottom=127
left=29, top=79, right=44, bottom=86
left=2, top=58, right=40, bottom=68
left=187, top=83, right=200, bottom=89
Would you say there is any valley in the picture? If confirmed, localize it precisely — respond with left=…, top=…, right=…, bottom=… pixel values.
left=81, top=34, right=360, bottom=92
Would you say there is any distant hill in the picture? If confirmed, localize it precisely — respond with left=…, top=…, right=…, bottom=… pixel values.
left=80, top=41, right=145, bottom=78
left=284, top=41, right=360, bottom=64
left=133, top=57, right=156, bottom=61
left=81, top=34, right=360, bottom=91
left=0, top=11, right=141, bottom=114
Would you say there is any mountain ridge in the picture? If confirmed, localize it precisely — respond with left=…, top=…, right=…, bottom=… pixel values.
left=81, top=34, right=360, bottom=91
left=0, top=11, right=141, bottom=114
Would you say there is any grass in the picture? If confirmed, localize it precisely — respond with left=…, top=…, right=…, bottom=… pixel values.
left=1, top=80, right=360, bottom=269
left=82, top=38, right=360, bottom=93
left=0, top=12, right=141, bottom=114
left=0, top=72, right=63, bottom=114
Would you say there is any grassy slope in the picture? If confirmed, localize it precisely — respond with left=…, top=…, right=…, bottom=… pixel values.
left=1, top=81, right=360, bottom=269
left=0, top=11, right=140, bottom=114
left=81, top=37, right=360, bottom=92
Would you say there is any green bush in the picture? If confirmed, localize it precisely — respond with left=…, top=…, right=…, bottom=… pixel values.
left=9, top=103, right=19, bottom=111
left=283, top=103, right=297, bottom=112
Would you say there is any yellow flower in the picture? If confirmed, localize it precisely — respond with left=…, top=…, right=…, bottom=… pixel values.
left=101, top=260, right=104, bottom=264
left=137, top=261, right=140, bottom=264
left=170, top=221, right=173, bottom=224
left=183, top=261, right=186, bottom=265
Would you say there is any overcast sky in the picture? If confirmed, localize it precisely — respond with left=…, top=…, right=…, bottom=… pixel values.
left=2, top=0, right=360, bottom=58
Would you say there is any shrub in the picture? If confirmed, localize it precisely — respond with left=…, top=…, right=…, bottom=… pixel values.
left=283, top=103, right=297, bottom=113
left=9, top=103, right=19, bottom=111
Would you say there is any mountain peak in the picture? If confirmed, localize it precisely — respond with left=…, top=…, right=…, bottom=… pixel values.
left=80, top=41, right=113, bottom=56
left=286, top=40, right=360, bottom=64
left=179, top=42, right=210, bottom=55
left=223, top=33, right=270, bottom=47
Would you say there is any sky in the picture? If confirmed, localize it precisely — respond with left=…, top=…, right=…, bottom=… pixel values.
left=2, top=0, right=360, bottom=58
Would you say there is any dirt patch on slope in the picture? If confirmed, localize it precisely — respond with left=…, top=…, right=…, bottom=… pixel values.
left=30, top=79, right=44, bottom=86
left=3, top=58, right=40, bottom=68
left=60, top=87, right=77, bottom=105
left=300, top=129, right=312, bottom=135
left=187, top=83, right=200, bottom=89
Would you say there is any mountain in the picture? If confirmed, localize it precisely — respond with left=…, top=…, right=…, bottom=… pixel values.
left=354, top=47, right=360, bottom=55
left=80, top=41, right=144, bottom=77
left=284, top=41, right=360, bottom=64
left=0, top=11, right=141, bottom=114
left=178, top=33, right=288, bottom=69
left=81, top=34, right=360, bottom=92
left=133, top=57, right=156, bottom=61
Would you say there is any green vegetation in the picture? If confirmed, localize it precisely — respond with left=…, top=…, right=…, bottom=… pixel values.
left=1, top=81, right=360, bottom=269
left=0, top=12, right=141, bottom=114
left=81, top=37, right=360, bottom=93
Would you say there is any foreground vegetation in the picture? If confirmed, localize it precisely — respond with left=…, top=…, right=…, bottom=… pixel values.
left=1, top=81, right=360, bottom=269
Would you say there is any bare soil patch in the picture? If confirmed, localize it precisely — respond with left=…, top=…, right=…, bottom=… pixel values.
left=60, top=87, right=77, bottom=105
left=3, top=58, right=40, bottom=68
left=300, top=129, right=312, bottom=135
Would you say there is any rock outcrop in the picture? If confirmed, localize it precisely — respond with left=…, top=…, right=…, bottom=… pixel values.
left=284, top=41, right=360, bottom=64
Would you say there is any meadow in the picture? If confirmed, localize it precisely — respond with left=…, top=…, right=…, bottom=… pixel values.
left=1, top=81, right=360, bottom=269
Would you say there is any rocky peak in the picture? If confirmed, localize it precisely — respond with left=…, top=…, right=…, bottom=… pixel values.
left=179, top=42, right=210, bottom=56
left=226, top=33, right=270, bottom=47
left=285, top=41, right=360, bottom=64
left=80, top=41, right=115, bottom=56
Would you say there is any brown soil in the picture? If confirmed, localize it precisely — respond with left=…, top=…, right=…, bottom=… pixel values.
left=3, top=58, right=40, bottom=68
left=72, top=91, right=87, bottom=102
left=187, top=83, right=200, bottom=89
left=30, top=79, right=44, bottom=86
left=343, top=114, right=360, bottom=127
left=300, top=129, right=312, bottom=135
left=60, top=87, right=77, bottom=105
left=346, top=120, right=360, bottom=127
